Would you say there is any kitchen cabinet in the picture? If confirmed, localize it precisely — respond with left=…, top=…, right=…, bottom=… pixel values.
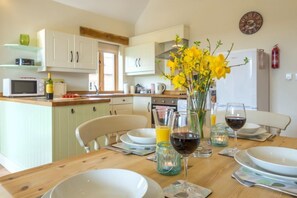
left=133, top=96, right=151, bottom=127
left=37, top=29, right=98, bottom=73
left=109, top=97, right=133, bottom=115
left=0, top=101, right=109, bottom=171
left=125, top=42, right=161, bottom=75
left=53, top=103, right=109, bottom=161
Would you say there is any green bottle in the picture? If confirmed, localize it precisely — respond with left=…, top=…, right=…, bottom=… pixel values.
left=46, top=73, right=53, bottom=100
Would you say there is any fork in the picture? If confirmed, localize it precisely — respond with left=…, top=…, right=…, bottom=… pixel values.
left=232, top=172, right=297, bottom=196
left=104, top=146, right=132, bottom=155
left=232, top=172, right=253, bottom=187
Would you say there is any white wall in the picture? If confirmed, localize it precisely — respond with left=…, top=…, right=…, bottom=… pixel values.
left=0, top=0, right=134, bottom=91
left=134, top=0, right=297, bottom=137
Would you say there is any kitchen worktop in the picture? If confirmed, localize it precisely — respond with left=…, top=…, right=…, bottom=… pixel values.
left=0, top=96, right=111, bottom=107
left=0, top=92, right=187, bottom=107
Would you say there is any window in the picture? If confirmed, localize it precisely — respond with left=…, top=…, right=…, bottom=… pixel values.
left=89, top=42, right=119, bottom=91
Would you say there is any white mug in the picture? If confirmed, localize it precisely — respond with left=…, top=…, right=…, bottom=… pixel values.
left=155, top=83, right=166, bottom=94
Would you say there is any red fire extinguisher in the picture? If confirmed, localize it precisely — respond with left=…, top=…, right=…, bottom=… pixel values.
left=272, top=44, right=280, bottom=69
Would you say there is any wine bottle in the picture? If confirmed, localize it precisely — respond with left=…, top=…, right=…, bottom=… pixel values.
left=46, top=73, right=53, bottom=100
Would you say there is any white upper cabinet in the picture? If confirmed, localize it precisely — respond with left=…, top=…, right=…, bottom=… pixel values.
left=75, top=36, right=97, bottom=70
left=37, top=29, right=98, bottom=73
left=125, top=42, right=161, bottom=75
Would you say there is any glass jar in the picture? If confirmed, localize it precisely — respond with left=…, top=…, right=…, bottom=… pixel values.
left=210, top=123, right=229, bottom=147
left=156, top=142, right=181, bottom=176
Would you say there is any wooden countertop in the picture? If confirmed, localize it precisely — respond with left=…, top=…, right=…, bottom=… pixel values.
left=0, top=136, right=296, bottom=198
left=0, top=97, right=111, bottom=107
left=0, top=93, right=186, bottom=107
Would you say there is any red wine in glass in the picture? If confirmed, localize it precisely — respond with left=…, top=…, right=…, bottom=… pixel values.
left=225, top=103, right=246, bottom=155
left=225, top=116, right=246, bottom=130
left=170, top=132, right=200, bottom=156
left=170, top=111, right=203, bottom=196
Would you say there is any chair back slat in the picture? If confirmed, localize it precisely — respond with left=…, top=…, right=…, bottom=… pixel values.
left=76, top=115, right=148, bottom=153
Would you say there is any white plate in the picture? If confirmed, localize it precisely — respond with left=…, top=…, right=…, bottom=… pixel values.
left=127, top=128, right=156, bottom=144
left=42, top=176, right=163, bottom=198
left=120, top=134, right=156, bottom=148
left=236, top=127, right=267, bottom=137
left=234, top=150, right=297, bottom=182
left=238, top=123, right=260, bottom=134
left=246, top=146, right=297, bottom=176
left=50, top=169, right=148, bottom=198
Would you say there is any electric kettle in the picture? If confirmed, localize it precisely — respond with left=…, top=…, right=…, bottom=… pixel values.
left=155, top=83, right=166, bottom=94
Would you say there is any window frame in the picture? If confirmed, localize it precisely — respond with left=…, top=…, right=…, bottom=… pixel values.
left=97, top=43, right=119, bottom=91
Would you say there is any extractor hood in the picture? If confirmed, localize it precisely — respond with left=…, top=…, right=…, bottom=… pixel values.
left=156, top=39, right=189, bottom=60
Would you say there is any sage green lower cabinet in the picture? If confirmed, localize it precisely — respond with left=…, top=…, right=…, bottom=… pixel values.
left=53, top=103, right=109, bottom=161
left=0, top=101, right=109, bottom=171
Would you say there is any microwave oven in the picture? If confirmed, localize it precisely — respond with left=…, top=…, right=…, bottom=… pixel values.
left=3, top=78, right=45, bottom=97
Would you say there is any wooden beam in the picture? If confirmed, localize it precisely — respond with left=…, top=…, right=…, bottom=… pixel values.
left=80, top=26, right=129, bottom=45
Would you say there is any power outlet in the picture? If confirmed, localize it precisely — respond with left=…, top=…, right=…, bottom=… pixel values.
left=286, top=73, right=292, bottom=80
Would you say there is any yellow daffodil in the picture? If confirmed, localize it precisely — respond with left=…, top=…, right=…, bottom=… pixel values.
left=162, top=35, right=247, bottom=139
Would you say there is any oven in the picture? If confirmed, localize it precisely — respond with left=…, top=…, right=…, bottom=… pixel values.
left=151, top=97, right=179, bottom=127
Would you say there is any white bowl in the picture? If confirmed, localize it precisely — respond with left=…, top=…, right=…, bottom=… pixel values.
left=127, top=128, right=156, bottom=144
left=238, top=123, right=260, bottom=134
left=50, top=169, right=148, bottom=198
left=246, top=146, right=297, bottom=176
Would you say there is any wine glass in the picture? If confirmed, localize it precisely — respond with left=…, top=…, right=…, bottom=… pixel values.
left=170, top=111, right=202, bottom=196
left=225, top=103, right=246, bottom=155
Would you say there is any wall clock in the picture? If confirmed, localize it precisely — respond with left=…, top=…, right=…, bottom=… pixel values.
left=239, top=11, right=263, bottom=35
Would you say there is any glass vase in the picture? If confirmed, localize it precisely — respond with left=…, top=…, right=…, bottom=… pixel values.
left=187, top=90, right=212, bottom=158
left=19, top=34, right=30, bottom=46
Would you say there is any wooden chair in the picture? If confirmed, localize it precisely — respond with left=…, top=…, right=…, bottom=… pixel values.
left=75, top=114, right=148, bottom=153
left=215, top=110, right=291, bottom=135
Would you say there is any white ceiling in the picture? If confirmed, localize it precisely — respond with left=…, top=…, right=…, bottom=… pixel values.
left=53, top=0, right=150, bottom=24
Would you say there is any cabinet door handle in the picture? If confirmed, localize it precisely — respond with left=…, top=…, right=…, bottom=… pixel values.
left=71, top=108, right=75, bottom=114
left=93, top=106, right=96, bottom=112
left=114, top=110, right=117, bottom=115
left=70, top=51, right=73, bottom=62
left=109, top=110, right=112, bottom=115
left=138, top=58, right=141, bottom=67
left=135, top=58, right=138, bottom=67
left=76, top=51, right=79, bottom=63
left=122, top=99, right=126, bottom=102
left=147, top=102, right=151, bottom=112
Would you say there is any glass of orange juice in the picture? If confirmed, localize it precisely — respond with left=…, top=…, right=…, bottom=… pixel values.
left=210, top=102, right=217, bottom=126
left=152, top=108, right=174, bottom=144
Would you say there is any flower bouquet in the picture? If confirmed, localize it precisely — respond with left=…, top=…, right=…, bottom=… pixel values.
left=163, top=35, right=248, bottom=156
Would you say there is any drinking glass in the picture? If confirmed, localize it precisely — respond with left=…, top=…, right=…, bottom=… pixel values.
left=170, top=111, right=202, bottom=196
left=225, top=103, right=246, bottom=155
left=152, top=108, right=174, bottom=144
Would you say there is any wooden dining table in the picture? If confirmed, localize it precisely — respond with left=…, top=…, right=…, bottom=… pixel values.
left=0, top=136, right=296, bottom=198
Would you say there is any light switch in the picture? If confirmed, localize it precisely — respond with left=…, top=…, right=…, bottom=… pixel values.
left=286, top=73, right=292, bottom=80
left=295, top=73, right=297, bottom=80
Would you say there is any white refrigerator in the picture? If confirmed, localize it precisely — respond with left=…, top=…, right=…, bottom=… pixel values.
left=216, top=48, right=269, bottom=111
